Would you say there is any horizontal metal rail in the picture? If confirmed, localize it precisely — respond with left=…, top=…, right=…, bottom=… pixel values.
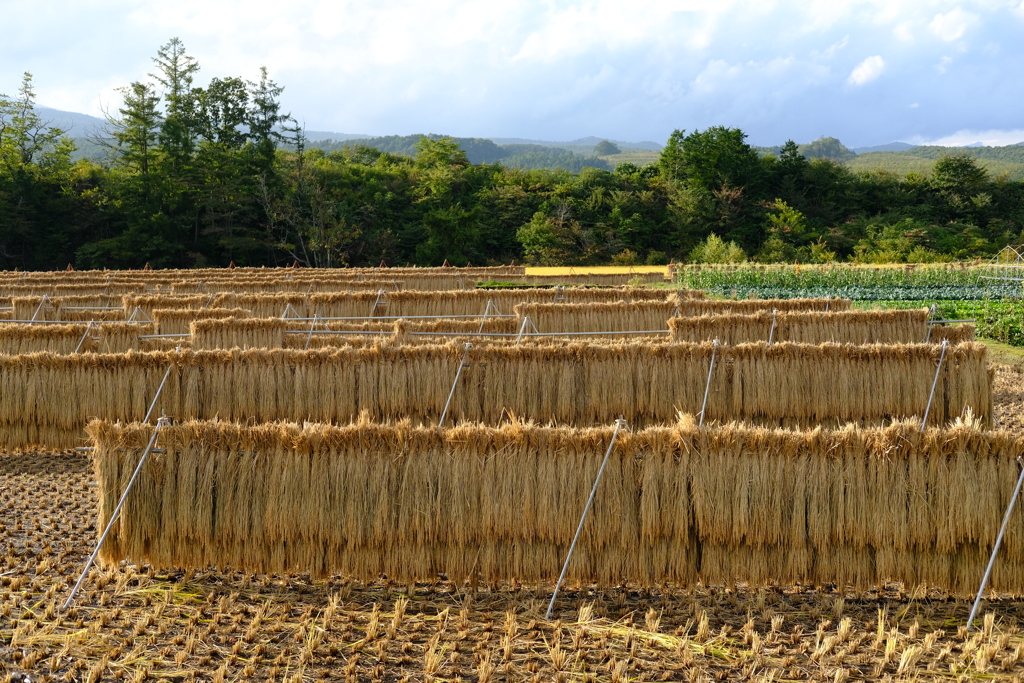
left=407, top=329, right=670, bottom=337
left=138, top=333, right=191, bottom=338
left=0, top=319, right=151, bottom=325
left=927, top=318, right=977, bottom=324
left=294, top=314, right=517, bottom=321
left=283, top=329, right=390, bottom=335
left=61, top=306, right=124, bottom=310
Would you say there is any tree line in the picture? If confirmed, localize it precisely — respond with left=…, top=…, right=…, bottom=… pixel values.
left=2, top=39, right=1023, bottom=271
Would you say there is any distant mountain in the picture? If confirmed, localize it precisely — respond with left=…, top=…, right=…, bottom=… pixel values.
left=36, top=106, right=108, bottom=136
left=296, top=133, right=614, bottom=172
left=487, top=136, right=662, bottom=151
left=851, top=142, right=914, bottom=154
left=302, top=130, right=372, bottom=142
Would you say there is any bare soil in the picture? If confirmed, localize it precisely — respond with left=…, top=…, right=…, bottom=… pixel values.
left=2, top=369, right=1024, bottom=682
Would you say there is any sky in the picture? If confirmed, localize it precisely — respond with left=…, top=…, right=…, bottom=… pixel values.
left=2, top=0, right=1023, bottom=148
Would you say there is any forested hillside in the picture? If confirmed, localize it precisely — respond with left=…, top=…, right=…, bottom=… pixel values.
left=2, top=40, right=1024, bottom=271
left=300, top=134, right=612, bottom=171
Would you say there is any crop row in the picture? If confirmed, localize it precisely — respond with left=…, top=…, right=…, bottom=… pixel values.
left=697, top=284, right=1022, bottom=301
left=678, top=263, right=1008, bottom=289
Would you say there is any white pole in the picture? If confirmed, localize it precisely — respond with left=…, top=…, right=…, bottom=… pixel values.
left=61, top=417, right=169, bottom=610
left=967, top=457, right=1024, bottom=630
left=74, top=321, right=96, bottom=353
left=438, top=343, right=472, bottom=428
left=920, top=339, right=948, bottom=430
left=546, top=419, right=626, bottom=620
left=699, top=340, right=719, bottom=427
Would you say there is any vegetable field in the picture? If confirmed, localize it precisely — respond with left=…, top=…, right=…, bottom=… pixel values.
left=679, top=263, right=1024, bottom=301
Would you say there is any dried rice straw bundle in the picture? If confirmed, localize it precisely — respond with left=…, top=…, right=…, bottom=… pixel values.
left=0, top=339, right=993, bottom=450
left=0, top=323, right=94, bottom=354
left=87, top=417, right=1024, bottom=592
left=98, top=323, right=154, bottom=353
left=191, top=317, right=287, bottom=350
left=669, top=309, right=931, bottom=345
left=514, top=300, right=678, bottom=333
left=153, top=307, right=249, bottom=335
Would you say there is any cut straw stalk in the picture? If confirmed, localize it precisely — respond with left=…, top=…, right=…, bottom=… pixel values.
left=517, top=297, right=849, bottom=334
left=310, top=287, right=674, bottom=318
left=0, top=323, right=97, bottom=354
left=1, top=340, right=991, bottom=450
left=152, top=307, right=249, bottom=335
left=669, top=308, right=931, bottom=345
left=191, top=317, right=287, bottom=350
left=88, top=416, right=1024, bottom=592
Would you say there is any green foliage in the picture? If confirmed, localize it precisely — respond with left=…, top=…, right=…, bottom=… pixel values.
left=6, top=52, right=1024, bottom=271
left=799, top=136, right=856, bottom=162
left=680, top=263, right=1021, bottom=304
left=594, top=140, right=620, bottom=155
left=756, top=236, right=796, bottom=263
left=688, top=233, right=747, bottom=264
left=611, top=248, right=638, bottom=265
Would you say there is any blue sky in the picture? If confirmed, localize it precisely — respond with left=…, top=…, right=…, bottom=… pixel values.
left=2, top=0, right=1023, bottom=147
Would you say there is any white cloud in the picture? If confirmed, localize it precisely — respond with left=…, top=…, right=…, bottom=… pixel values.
left=909, top=102, right=920, bottom=108
left=892, top=21, right=914, bottom=41
left=3, top=0, right=1024, bottom=145
left=847, top=55, right=885, bottom=85
left=915, top=129, right=1024, bottom=146
left=811, top=36, right=849, bottom=59
left=929, top=8, right=979, bottom=41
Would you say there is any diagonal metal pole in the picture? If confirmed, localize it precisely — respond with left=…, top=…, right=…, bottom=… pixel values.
left=925, top=303, right=937, bottom=342
left=920, top=339, right=948, bottom=430
left=967, top=456, right=1024, bottom=631
left=144, top=365, right=175, bottom=423
left=439, top=343, right=472, bottom=428
left=767, top=310, right=778, bottom=345
left=304, top=314, right=319, bottom=350
left=477, top=300, right=498, bottom=334
left=513, top=316, right=541, bottom=345
left=546, top=419, right=626, bottom=620
left=31, top=295, right=52, bottom=322
left=74, top=321, right=96, bottom=353
left=699, top=340, right=719, bottom=427
left=62, top=417, right=169, bottom=610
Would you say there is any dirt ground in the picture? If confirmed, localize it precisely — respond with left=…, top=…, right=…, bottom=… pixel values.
left=2, top=368, right=1024, bottom=682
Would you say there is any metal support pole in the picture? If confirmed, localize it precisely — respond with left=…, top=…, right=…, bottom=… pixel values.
left=438, top=343, right=472, bottom=428
left=31, top=295, right=52, bottom=322
left=62, top=417, right=169, bottom=610
left=74, top=321, right=96, bottom=353
left=143, top=365, right=175, bottom=423
left=967, top=457, right=1024, bottom=631
left=546, top=419, right=626, bottom=620
left=699, top=340, right=719, bottom=427
left=515, top=316, right=539, bottom=345
left=825, top=296, right=830, bottom=313
left=920, top=339, right=948, bottom=430
left=304, top=314, right=319, bottom=350
left=477, top=300, right=499, bottom=334
left=767, top=309, right=778, bottom=345
left=404, top=329, right=670, bottom=338
left=925, top=303, right=937, bottom=342
left=370, top=289, right=386, bottom=317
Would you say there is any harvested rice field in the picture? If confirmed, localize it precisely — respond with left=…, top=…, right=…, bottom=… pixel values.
left=1, top=367, right=1024, bottom=682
